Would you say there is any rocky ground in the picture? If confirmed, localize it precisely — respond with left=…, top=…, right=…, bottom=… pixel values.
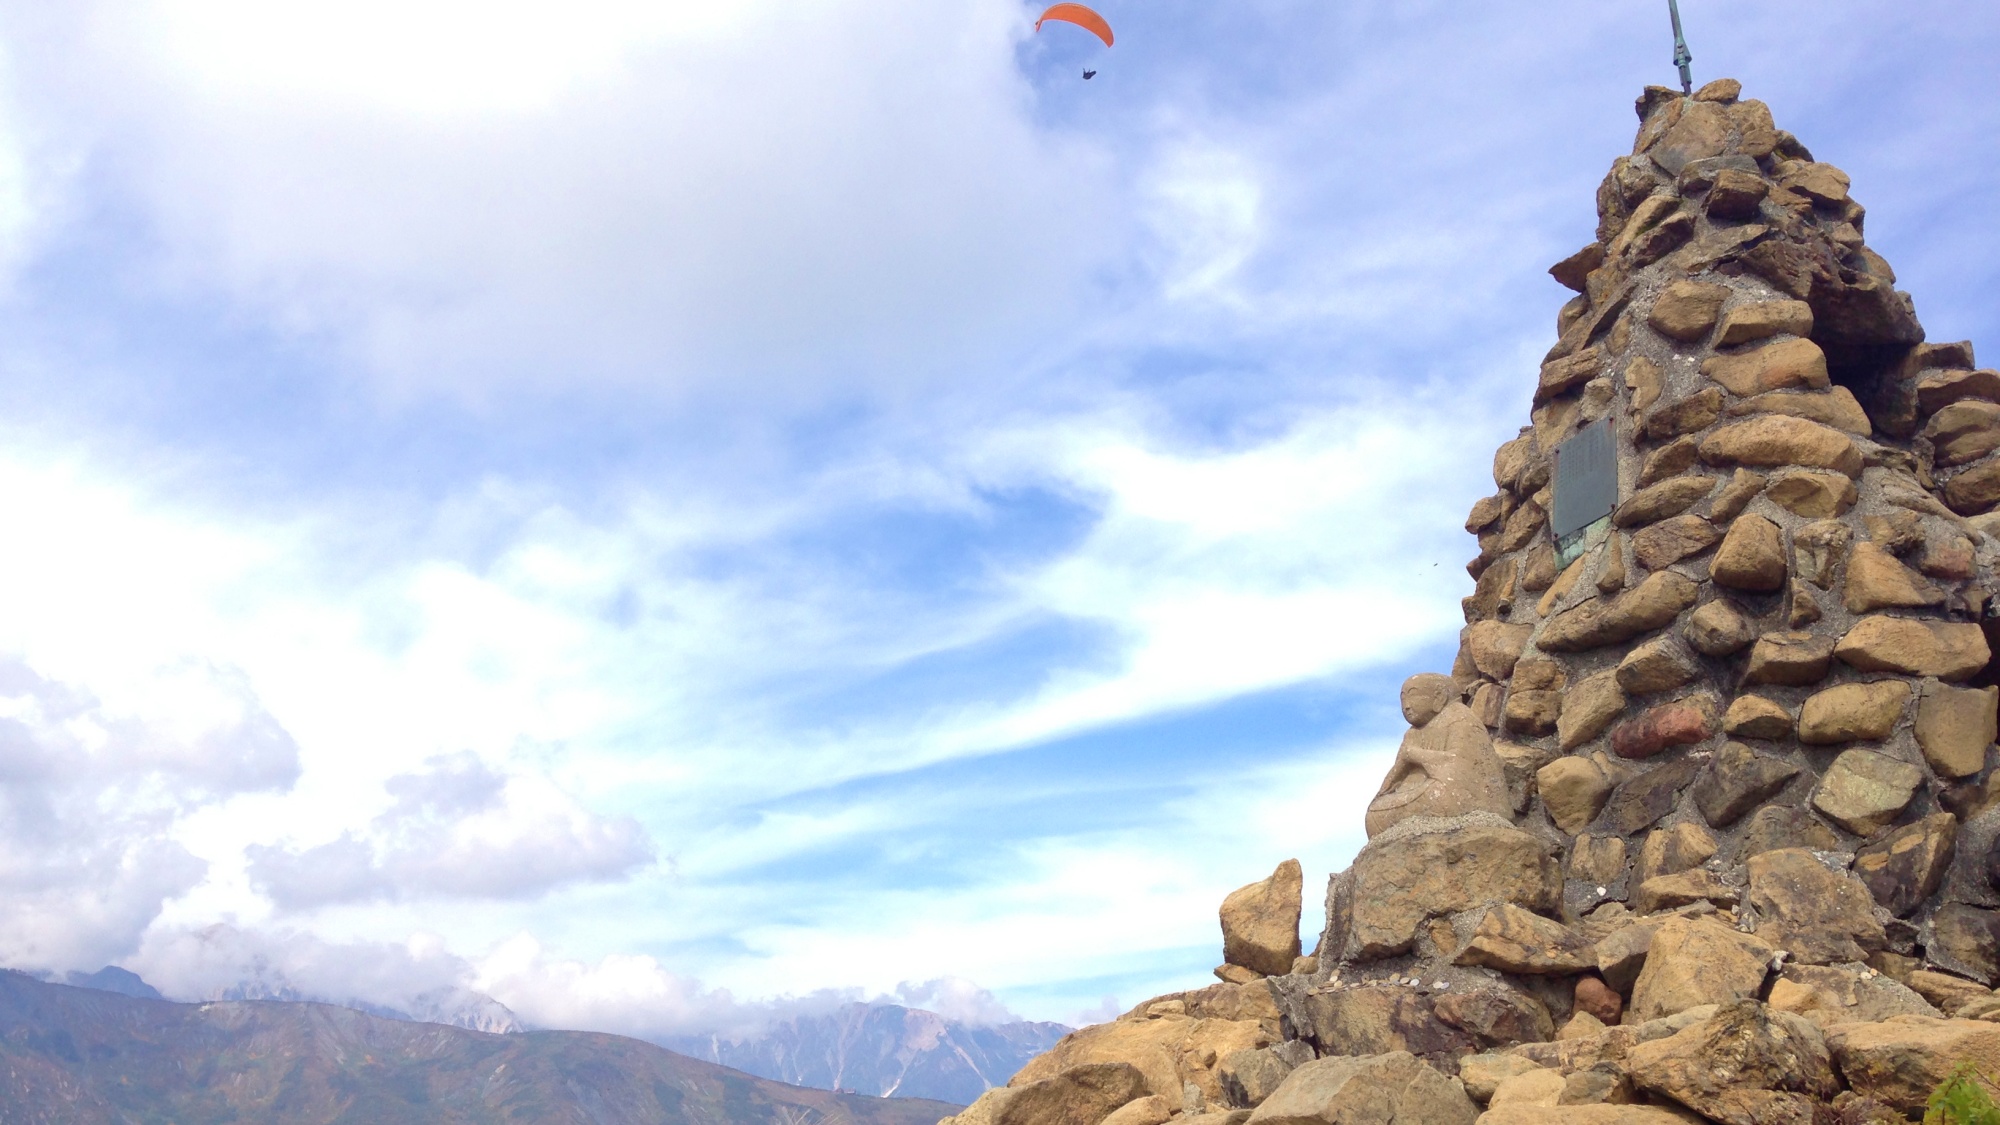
left=939, top=78, right=2000, bottom=1125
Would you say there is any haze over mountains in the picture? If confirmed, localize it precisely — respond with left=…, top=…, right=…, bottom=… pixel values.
left=0, top=969, right=962, bottom=1125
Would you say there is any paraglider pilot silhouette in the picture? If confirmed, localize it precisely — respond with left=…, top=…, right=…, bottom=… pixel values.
left=1036, top=3, right=1112, bottom=79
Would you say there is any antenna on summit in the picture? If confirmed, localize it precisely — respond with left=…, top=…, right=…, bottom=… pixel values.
left=1667, top=0, right=1694, bottom=95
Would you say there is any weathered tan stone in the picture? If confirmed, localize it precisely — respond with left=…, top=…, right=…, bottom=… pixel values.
left=1905, top=970, right=1991, bottom=1015
left=1722, top=696, right=1793, bottom=741
left=1836, top=616, right=1992, bottom=680
left=1740, top=805, right=1840, bottom=857
left=961, top=1062, right=1152, bottom=1125
left=1014, top=1022, right=1194, bottom=1099
left=1539, top=572, right=1699, bottom=653
left=1475, top=1106, right=1691, bottom=1124
left=1797, top=680, right=1912, bottom=745
left=1539, top=347, right=1607, bottom=405
left=1684, top=599, right=1756, bottom=657
left=1767, top=964, right=1939, bottom=1029
left=1434, top=987, right=1556, bottom=1050
left=1701, top=337, right=1831, bottom=398
left=1763, top=468, right=1859, bottom=517
left=1647, top=281, right=1730, bottom=343
left=1455, top=904, right=1597, bottom=975
left=1925, top=400, right=2000, bottom=466
left=1559, top=673, right=1627, bottom=751
left=1595, top=532, right=1627, bottom=594
left=1642, top=387, right=1725, bottom=441
left=1634, top=869, right=1739, bottom=914
left=1742, top=631, right=1834, bottom=686
left=1488, top=1067, right=1565, bottom=1109
left=1458, top=1054, right=1546, bottom=1105
left=1825, top=1017, right=2000, bottom=1117
left=1780, top=162, right=1851, bottom=207
left=1504, top=690, right=1560, bottom=737
left=1591, top=915, right=1664, bottom=993
left=1854, top=812, right=1958, bottom=917
left=1626, top=999, right=1837, bottom=1125
left=1570, top=835, right=1627, bottom=886
left=1699, top=474, right=1763, bottom=527
left=1932, top=905, right=2000, bottom=985
left=1635, top=437, right=1698, bottom=489
left=1864, top=508, right=1925, bottom=555
left=1636, top=821, right=1718, bottom=884
left=1726, top=387, right=1871, bottom=435
left=1610, top=697, right=1716, bottom=760
left=1626, top=356, right=1664, bottom=417
left=1945, top=458, right=2000, bottom=515
left=1747, top=847, right=1886, bottom=963
left=1843, top=541, right=1943, bottom=613
left=1099, top=1095, right=1175, bottom=1125
left=1539, top=757, right=1613, bottom=835
left=1538, top=555, right=1589, bottom=617
left=1297, top=986, right=1473, bottom=1062
left=1710, top=513, right=1787, bottom=591
left=1465, top=493, right=1510, bottom=533
left=1920, top=533, right=1976, bottom=580
left=1706, top=168, right=1770, bottom=222
left=1221, top=859, right=1303, bottom=978
left=1612, top=476, right=1714, bottom=528
left=1630, top=515, right=1720, bottom=570
left=1917, top=682, right=1999, bottom=779
left=1629, top=915, right=1776, bottom=1022
left=1715, top=299, right=1811, bottom=346
left=1494, top=740, right=1558, bottom=815
left=1616, top=637, right=1699, bottom=695
left=1550, top=244, right=1607, bottom=293
left=1917, top=368, right=2000, bottom=414
left=1812, top=749, right=1924, bottom=836
left=1692, top=742, right=1800, bottom=829
left=1793, top=519, right=1851, bottom=588
left=1245, top=1051, right=1477, bottom=1125
left=1334, top=816, right=1560, bottom=960
left=1699, top=415, right=1862, bottom=477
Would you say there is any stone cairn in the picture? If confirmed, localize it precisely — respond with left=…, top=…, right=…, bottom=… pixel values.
left=941, top=80, right=2000, bottom=1125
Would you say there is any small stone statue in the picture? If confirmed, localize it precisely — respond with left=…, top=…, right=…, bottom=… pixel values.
left=1364, top=673, right=1512, bottom=838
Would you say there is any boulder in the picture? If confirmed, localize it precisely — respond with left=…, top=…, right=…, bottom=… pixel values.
left=1632, top=515, right=1721, bottom=571
left=1720, top=695, right=1793, bottom=741
left=1742, top=631, right=1834, bottom=686
left=1699, top=415, right=1863, bottom=478
left=1710, top=513, right=1788, bottom=591
left=1488, top=1067, right=1566, bottom=1109
left=1684, top=600, right=1757, bottom=657
left=1843, top=542, right=1943, bottom=613
left=1726, top=388, right=1871, bottom=437
left=1540, top=757, right=1613, bottom=835
left=1797, top=680, right=1912, bottom=744
left=1836, top=616, right=1991, bottom=680
left=1433, top=987, right=1556, bottom=1049
left=1100, top=1096, right=1175, bottom=1125
left=1628, top=915, right=1776, bottom=1022
left=1715, top=299, right=1812, bottom=346
left=1610, top=698, right=1716, bottom=760
left=1812, top=750, right=1924, bottom=836
left=1625, top=1000, right=1837, bottom=1125
left=1539, top=348, right=1607, bottom=404
left=1332, top=815, right=1560, bottom=961
left=1918, top=368, right=2000, bottom=414
left=1647, top=281, right=1731, bottom=342
left=1540, top=573, right=1700, bottom=654
left=1931, top=904, right=2000, bottom=985
left=1454, top=904, right=1598, bottom=974
left=1299, top=987, right=1472, bottom=1062
left=1916, top=682, right=1998, bottom=779
left=966, top=1062, right=1151, bottom=1125
left=1244, top=1051, right=1477, bottom=1125
left=1599, top=756, right=1705, bottom=835
left=1458, top=1053, right=1548, bottom=1104
left=1613, top=477, right=1716, bottom=528
left=1218, top=1045, right=1311, bottom=1110
left=1945, top=459, right=2000, bottom=514
left=1474, top=1106, right=1695, bottom=1124
left=1692, top=741, right=1800, bottom=827
left=1617, top=637, right=1699, bottom=695
left=1825, top=1017, right=2000, bottom=1117
left=1906, top=970, right=1993, bottom=1015
left=1222, top=860, right=1305, bottom=978
left=1763, top=467, right=1861, bottom=516
left=1767, top=964, right=1938, bottom=1029
left=1634, top=869, right=1739, bottom=914
left=1853, top=813, right=1957, bottom=916
left=1746, top=848, right=1886, bottom=964
left=1700, top=337, right=1830, bottom=397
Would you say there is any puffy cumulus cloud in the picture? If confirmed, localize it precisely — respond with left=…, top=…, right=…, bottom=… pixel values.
left=0, top=0, right=1119, bottom=401
left=247, top=752, right=653, bottom=909
left=0, top=655, right=298, bottom=972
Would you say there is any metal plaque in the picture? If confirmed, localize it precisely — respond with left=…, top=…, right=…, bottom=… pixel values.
left=1551, top=418, right=1618, bottom=541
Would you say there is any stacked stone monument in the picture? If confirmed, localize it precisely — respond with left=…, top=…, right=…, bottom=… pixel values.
left=939, top=81, right=2000, bottom=1125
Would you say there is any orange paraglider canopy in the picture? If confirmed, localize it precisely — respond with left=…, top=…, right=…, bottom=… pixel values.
left=1035, top=3, right=1113, bottom=48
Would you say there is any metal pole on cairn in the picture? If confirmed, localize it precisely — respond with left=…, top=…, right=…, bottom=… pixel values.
left=1668, top=0, right=1694, bottom=95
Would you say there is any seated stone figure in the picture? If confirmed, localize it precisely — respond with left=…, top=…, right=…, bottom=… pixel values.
left=1364, top=673, right=1511, bottom=838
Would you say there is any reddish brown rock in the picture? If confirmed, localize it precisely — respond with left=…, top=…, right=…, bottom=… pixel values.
left=1610, top=698, right=1716, bottom=760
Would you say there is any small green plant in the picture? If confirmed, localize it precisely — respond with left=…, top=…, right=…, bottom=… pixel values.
left=1927, top=1062, right=2000, bottom=1125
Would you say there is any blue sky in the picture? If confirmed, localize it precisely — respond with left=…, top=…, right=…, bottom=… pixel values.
left=0, top=0, right=1994, bottom=1037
